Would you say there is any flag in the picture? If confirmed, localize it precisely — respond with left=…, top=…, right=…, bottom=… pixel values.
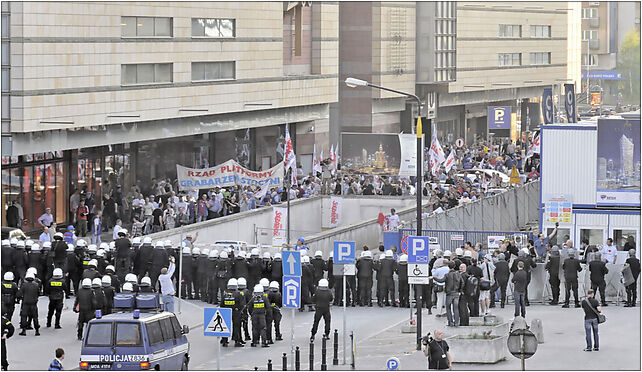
left=479, top=158, right=485, bottom=169
left=444, top=150, right=456, bottom=173
left=313, top=144, right=322, bottom=174
left=329, top=144, right=335, bottom=170
left=335, top=141, right=340, bottom=168
left=319, top=149, right=324, bottom=169
left=428, top=132, right=446, bottom=175
left=526, top=133, right=540, bottom=159
left=284, top=124, right=297, bottom=185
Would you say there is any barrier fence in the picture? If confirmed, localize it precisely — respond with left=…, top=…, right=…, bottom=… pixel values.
left=397, top=229, right=536, bottom=252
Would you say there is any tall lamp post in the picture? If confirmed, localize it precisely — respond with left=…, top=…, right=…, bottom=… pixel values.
left=345, top=77, right=426, bottom=351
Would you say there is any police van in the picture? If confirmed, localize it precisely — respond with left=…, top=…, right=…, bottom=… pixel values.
left=79, top=294, right=190, bottom=370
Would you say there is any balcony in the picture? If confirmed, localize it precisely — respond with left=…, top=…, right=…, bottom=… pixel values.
left=589, top=39, right=600, bottom=50
left=589, top=17, right=600, bottom=28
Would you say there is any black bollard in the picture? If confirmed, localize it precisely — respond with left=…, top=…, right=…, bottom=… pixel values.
left=295, top=346, right=301, bottom=371
left=255, top=368, right=259, bottom=371
left=283, top=353, right=288, bottom=371
left=321, top=337, right=327, bottom=371
left=333, top=329, right=339, bottom=365
left=309, top=340, right=314, bottom=371
left=350, top=331, right=355, bottom=370
left=268, top=359, right=273, bottom=371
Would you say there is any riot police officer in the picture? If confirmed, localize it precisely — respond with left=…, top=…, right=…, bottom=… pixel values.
left=237, top=277, right=252, bottom=341
left=12, top=241, right=27, bottom=286
left=46, top=268, right=65, bottom=329
left=268, top=281, right=283, bottom=341
left=310, top=279, right=333, bottom=342
left=74, top=278, right=94, bottom=340
left=180, top=246, right=194, bottom=299
left=357, top=251, right=374, bottom=307
left=217, top=251, right=233, bottom=302
left=207, top=250, right=220, bottom=304
left=247, top=249, right=263, bottom=292
left=259, top=278, right=274, bottom=344
left=311, top=251, right=326, bottom=284
left=233, top=251, right=250, bottom=291
left=249, top=284, right=269, bottom=347
left=221, top=279, right=244, bottom=347
left=17, top=271, right=40, bottom=336
left=588, top=252, right=609, bottom=306
left=114, top=230, right=131, bottom=283
left=301, top=256, right=315, bottom=311
left=101, top=275, right=115, bottom=315
left=150, top=241, right=169, bottom=289
left=270, top=253, right=283, bottom=285
left=396, top=254, right=409, bottom=307
left=2, top=312, right=14, bottom=371
left=91, top=278, right=106, bottom=315
left=380, top=250, right=396, bottom=307
left=1, top=240, right=13, bottom=278
left=104, top=265, right=120, bottom=293
left=545, top=246, right=561, bottom=305
left=1, top=272, right=17, bottom=321
left=562, top=249, right=582, bottom=308
left=136, top=237, right=154, bottom=280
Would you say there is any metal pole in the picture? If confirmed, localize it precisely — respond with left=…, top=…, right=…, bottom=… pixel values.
left=268, top=360, right=273, bottom=371
left=332, top=329, right=339, bottom=365
left=416, top=284, right=422, bottom=351
left=296, top=346, right=301, bottom=371
left=283, top=353, right=288, bottom=371
left=342, top=274, right=346, bottom=365
left=178, top=225, right=183, bottom=314
left=309, top=340, right=314, bottom=371
left=321, top=337, right=327, bottom=371
left=520, top=334, right=525, bottom=371
left=416, top=115, right=424, bottom=352
left=217, top=336, right=221, bottom=370
left=291, top=308, right=295, bottom=371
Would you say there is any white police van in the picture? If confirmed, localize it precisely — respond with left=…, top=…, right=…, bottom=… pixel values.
left=79, top=294, right=190, bottom=370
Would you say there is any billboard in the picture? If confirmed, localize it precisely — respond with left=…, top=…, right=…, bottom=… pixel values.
left=596, top=118, right=641, bottom=206
left=341, top=133, right=402, bottom=176
left=488, top=106, right=511, bottom=130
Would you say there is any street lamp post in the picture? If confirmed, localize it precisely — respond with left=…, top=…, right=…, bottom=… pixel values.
left=345, top=78, right=426, bottom=351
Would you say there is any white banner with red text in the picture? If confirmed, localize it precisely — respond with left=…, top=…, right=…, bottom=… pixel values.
left=271, top=206, right=288, bottom=248
left=176, top=160, right=283, bottom=191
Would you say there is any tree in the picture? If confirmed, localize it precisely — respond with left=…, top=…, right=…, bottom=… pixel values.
left=617, top=28, right=641, bottom=104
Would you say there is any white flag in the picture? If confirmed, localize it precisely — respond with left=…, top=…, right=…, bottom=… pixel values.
left=444, top=150, right=456, bottom=173
left=428, top=132, right=446, bottom=164
left=313, top=144, right=322, bottom=174
left=526, top=134, right=541, bottom=159
left=329, top=144, right=335, bottom=170
left=284, top=125, right=297, bottom=185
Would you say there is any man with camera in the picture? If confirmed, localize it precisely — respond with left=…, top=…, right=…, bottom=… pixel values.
left=423, top=330, right=452, bottom=370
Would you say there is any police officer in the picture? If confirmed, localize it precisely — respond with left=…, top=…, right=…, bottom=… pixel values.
left=237, top=277, right=252, bottom=341
left=261, top=252, right=272, bottom=279
left=249, top=284, right=269, bottom=347
left=1, top=240, right=13, bottom=278
left=74, top=278, right=94, bottom=340
left=247, top=249, right=263, bottom=292
left=268, top=281, right=283, bottom=341
left=95, top=249, right=108, bottom=276
left=138, top=276, right=154, bottom=293
left=259, top=278, right=274, bottom=344
left=311, top=251, right=326, bottom=284
left=310, top=279, right=333, bottom=342
left=196, top=248, right=210, bottom=302
left=131, top=237, right=142, bottom=276
left=396, top=254, right=409, bottom=307
left=17, top=271, right=40, bottom=336
left=233, top=251, right=250, bottom=288
left=51, top=233, right=68, bottom=272
left=562, top=249, right=582, bottom=308
left=625, top=249, right=640, bottom=307
left=68, top=243, right=84, bottom=295
left=207, top=250, right=220, bottom=304
left=180, top=246, right=194, bottom=299
left=150, top=241, right=169, bottom=289
left=357, top=251, right=374, bottom=307
left=1, top=272, right=17, bottom=321
left=101, top=275, right=115, bottom=315
left=105, top=265, right=120, bottom=293
left=217, top=251, right=233, bottom=302
left=82, top=259, right=101, bottom=280
left=510, top=249, right=536, bottom=306
left=114, top=230, right=131, bottom=283
left=270, top=253, right=283, bottom=285
left=136, top=237, right=154, bottom=280
left=545, top=246, right=561, bottom=305
left=332, top=252, right=343, bottom=306
left=380, top=250, right=396, bottom=307
left=301, top=256, right=315, bottom=311
left=27, top=243, right=44, bottom=284
left=466, top=258, right=483, bottom=316
left=12, top=241, right=27, bottom=286
left=588, top=252, right=609, bottom=306
left=190, top=248, right=202, bottom=299
left=124, top=273, right=140, bottom=293
left=91, top=278, right=106, bottom=315
left=2, top=313, right=14, bottom=371
left=46, top=268, right=66, bottom=329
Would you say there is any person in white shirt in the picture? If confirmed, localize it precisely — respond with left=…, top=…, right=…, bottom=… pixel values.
left=600, top=238, right=617, bottom=264
left=112, top=220, right=123, bottom=240
left=387, top=209, right=400, bottom=230
left=159, top=258, right=176, bottom=312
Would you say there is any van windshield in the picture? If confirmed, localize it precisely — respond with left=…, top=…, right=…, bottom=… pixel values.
left=116, top=322, right=143, bottom=346
left=86, top=322, right=113, bottom=346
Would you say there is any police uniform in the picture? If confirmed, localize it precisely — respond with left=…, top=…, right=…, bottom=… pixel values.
left=562, top=255, right=582, bottom=307
left=216, top=258, right=233, bottom=302
left=2, top=314, right=14, bottom=371
left=196, top=252, right=209, bottom=301
left=396, top=261, right=409, bottom=307
left=1, top=279, right=17, bottom=321
left=238, top=285, right=252, bottom=341
left=1, top=244, right=14, bottom=278
left=46, top=276, right=66, bottom=328
left=310, top=286, right=333, bottom=340
left=262, top=287, right=274, bottom=343
left=221, top=287, right=244, bottom=347
left=114, top=237, right=132, bottom=283
left=180, top=251, right=194, bottom=299
left=356, top=255, right=374, bottom=306
left=249, top=291, right=268, bottom=347
left=380, top=255, right=396, bottom=307
left=545, top=252, right=561, bottom=304
left=102, top=284, right=115, bottom=315
left=268, top=289, right=283, bottom=340
left=301, top=263, right=315, bottom=310
left=17, top=277, right=40, bottom=335
left=73, top=284, right=95, bottom=340
left=207, top=256, right=219, bottom=304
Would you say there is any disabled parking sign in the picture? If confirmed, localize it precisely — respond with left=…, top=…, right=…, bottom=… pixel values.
left=204, top=307, right=232, bottom=337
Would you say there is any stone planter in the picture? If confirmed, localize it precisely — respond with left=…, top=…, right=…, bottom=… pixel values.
left=446, top=334, right=508, bottom=364
left=443, top=322, right=510, bottom=339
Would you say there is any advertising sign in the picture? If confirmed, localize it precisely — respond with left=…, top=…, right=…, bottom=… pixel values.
left=328, top=196, right=342, bottom=228
left=398, top=133, right=424, bottom=177
left=488, top=106, right=511, bottom=130
left=487, top=236, right=505, bottom=249
left=596, top=118, right=641, bottom=206
left=542, top=88, right=553, bottom=124
left=272, top=207, right=288, bottom=247
left=544, top=194, right=573, bottom=225
left=564, top=83, right=576, bottom=122
left=341, top=133, right=402, bottom=176
left=177, top=160, right=283, bottom=191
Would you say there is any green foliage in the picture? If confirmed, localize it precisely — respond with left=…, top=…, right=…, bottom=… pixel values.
left=617, top=28, right=641, bottom=104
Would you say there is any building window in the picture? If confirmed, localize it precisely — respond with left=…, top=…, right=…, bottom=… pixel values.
left=191, top=61, right=235, bottom=81
left=191, top=18, right=235, bottom=38
left=121, top=63, right=172, bottom=85
left=1, top=14, right=8, bottom=38
left=582, top=54, right=599, bottom=66
left=582, top=8, right=598, bottom=19
left=1, top=68, right=8, bottom=92
left=529, top=52, right=551, bottom=65
left=1, top=41, right=9, bottom=65
left=121, top=17, right=172, bottom=37
left=499, top=24, right=521, bottom=38
left=530, top=25, right=550, bottom=38
left=434, top=2, right=456, bottom=82
left=498, top=53, right=521, bottom=67
left=582, top=30, right=598, bottom=40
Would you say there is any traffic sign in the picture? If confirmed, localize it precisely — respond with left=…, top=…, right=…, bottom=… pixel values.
left=386, top=357, right=400, bottom=371
left=510, top=166, right=520, bottom=185
left=282, top=250, right=302, bottom=277
left=333, top=241, right=356, bottom=264
left=333, top=263, right=356, bottom=276
left=282, top=275, right=301, bottom=308
left=407, top=236, right=430, bottom=264
left=408, top=263, right=430, bottom=284
left=204, top=307, right=232, bottom=337
left=508, top=328, right=538, bottom=360
left=455, top=138, right=464, bottom=148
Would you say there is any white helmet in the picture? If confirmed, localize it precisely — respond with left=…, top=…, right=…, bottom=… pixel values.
left=1, top=240, right=9, bottom=246
left=100, top=242, right=109, bottom=250
left=141, top=277, right=152, bottom=286
left=220, top=251, right=229, bottom=259
left=260, top=278, right=270, bottom=288
left=132, top=237, right=141, bottom=245
left=26, top=267, right=37, bottom=276
left=302, top=256, right=310, bottom=263
left=329, top=251, right=333, bottom=258
left=227, top=278, right=238, bottom=289
left=163, top=240, right=172, bottom=248
left=25, top=271, right=35, bottom=280
left=16, top=241, right=25, bottom=248
left=105, top=265, right=115, bottom=273
left=521, top=247, right=530, bottom=254
left=53, top=233, right=63, bottom=239
left=238, top=251, right=246, bottom=259
left=122, top=282, right=134, bottom=292
left=125, top=273, right=137, bottom=283
left=253, top=284, right=263, bottom=293
left=88, top=259, right=98, bottom=268
left=53, top=268, right=63, bottom=278
left=66, top=243, right=74, bottom=252
left=251, top=248, right=260, bottom=257
left=182, top=247, right=191, bottom=255
left=314, top=251, right=323, bottom=258
left=263, top=252, right=271, bottom=259
left=109, top=242, right=116, bottom=251
left=455, top=248, right=464, bottom=256
left=77, top=239, right=87, bottom=247
left=3, top=272, right=14, bottom=281
left=25, top=239, right=34, bottom=247
left=97, top=249, right=105, bottom=258
left=318, top=279, right=329, bottom=288
left=43, top=241, right=52, bottom=249
left=360, top=251, right=366, bottom=258
left=119, top=229, right=128, bottom=236
left=238, top=277, right=247, bottom=287
left=89, top=244, right=98, bottom=253
left=444, top=250, right=452, bottom=257
left=81, top=278, right=92, bottom=288
left=102, top=275, right=112, bottom=286
left=143, top=237, right=152, bottom=245
left=385, top=250, right=393, bottom=258
left=269, top=281, right=279, bottom=290
left=91, top=278, right=102, bottom=288
left=364, top=251, right=372, bottom=258
left=464, top=250, right=472, bottom=258
left=192, top=248, right=201, bottom=256
left=399, top=254, right=408, bottom=262
left=209, top=250, right=218, bottom=258
left=9, top=238, right=18, bottom=245
left=155, top=241, right=164, bottom=248
left=379, top=253, right=386, bottom=260
left=31, top=244, right=41, bottom=252
left=202, top=248, right=210, bottom=256
left=274, top=253, right=282, bottom=259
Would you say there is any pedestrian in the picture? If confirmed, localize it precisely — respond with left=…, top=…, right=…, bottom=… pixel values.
left=102, top=194, right=117, bottom=232
left=431, top=258, right=449, bottom=316
left=39, top=227, right=51, bottom=244
left=443, top=261, right=463, bottom=327
left=480, top=254, right=495, bottom=315
left=112, top=219, right=123, bottom=241
left=588, top=252, right=609, bottom=306
left=457, top=263, right=470, bottom=326
left=1, top=313, right=14, bottom=371
left=466, top=258, right=482, bottom=316
left=310, top=279, right=332, bottom=342
left=423, top=330, right=452, bottom=370
left=624, top=249, right=640, bottom=307
left=562, top=249, right=582, bottom=308
left=581, top=289, right=602, bottom=352
left=47, top=348, right=64, bottom=371
left=38, top=208, right=54, bottom=228
left=91, top=211, right=102, bottom=245
left=512, top=261, right=527, bottom=319
left=75, top=200, right=89, bottom=237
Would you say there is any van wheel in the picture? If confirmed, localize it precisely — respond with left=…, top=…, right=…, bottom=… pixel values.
left=181, top=357, right=189, bottom=371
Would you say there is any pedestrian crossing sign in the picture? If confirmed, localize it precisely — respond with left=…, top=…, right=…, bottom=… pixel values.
left=204, top=307, right=232, bottom=337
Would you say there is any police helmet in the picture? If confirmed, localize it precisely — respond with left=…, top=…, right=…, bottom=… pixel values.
left=81, top=278, right=92, bottom=288
left=3, top=272, right=14, bottom=281
left=141, top=277, right=152, bottom=286
left=97, top=249, right=105, bottom=258
left=31, top=244, right=41, bottom=252
left=568, top=249, right=576, bottom=257
left=155, top=241, right=164, bottom=248
left=1, top=240, right=9, bottom=247
left=498, top=253, right=505, bottom=261
left=552, top=245, right=560, bottom=252
left=237, top=277, right=247, bottom=288
left=25, top=271, right=35, bottom=280
left=107, top=242, right=115, bottom=251
left=53, top=233, right=63, bottom=240
left=26, top=267, right=37, bottom=276
left=251, top=248, right=260, bottom=257
left=253, top=284, right=264, bottom=293
left=164, top=240, right=173, bottom=248
left=399, top=254, right=408, bottom=262
left=379, top=253, right=386, bottom=260
left=105, top=265, right=115, bottom=273
left=364, top=251, right=372, bottom=258
left=9, top=238, right=18, bottom=245
left=318, top=279, right=329, bottom=288
left=302, top=256, right=310, bottom=263
left=385, top=250, right=393, bottom=258
left=220, top=251, right=229, bottom=259
left=77, top=239, right=87, bottom=247
left=269, top=281, right=279, bottom=290
left=521, top=247, right=530, bottom=255
left=630, top=249, right=636, bottom=257
left=102, top=275, right=112, bottom=286
left=455, top=248, right=464, bottom=256
left=315, top=251, right=323, bottom=258
left=25, top=239, right=34, bottom=247
left=53, top=268, right=63, bottom=278
left=329, top=251, right=333, bottom=258
left=66, top=243, right=74, bottom=252
left=16, top=240, right=25, bottom=248
left=202, top=248, right=210, bottom=256
left=227, top=278, right=238, bottom=289
left=260, top=278, right=270, bottom=288
left=89, top=244, right=99, bottom=253
left=360, top=251, right=366, bottom=258
left=132, top=237, right=142, bottom=245
left=43, top=241, right=52, bottom=249
left=464, top=251, right=472, bottom=258
left=182, top=247, right=191, bottom=255
left=274, top=253, right=282, bottom=260
left=143, top=237, right=152, bottom=245
left=88, top=259, right=98, bottom=268
left=91, top=278, right=101, bottom=288
left=263, top=252, right=271, bottom=259
left=192, top=248, right=201, bottom=256
left=443, top=250, right=452, bottom=257
left=125, top=273, right=137, bottom=283
left=122, top=282, right=134, bottom=292
left=237, top=251, right=246, bottom=259
left=209, top=250, right=218, bottom=259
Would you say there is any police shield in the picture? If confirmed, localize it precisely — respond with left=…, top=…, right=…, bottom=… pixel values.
left=622, top=265, right=635, bottom=287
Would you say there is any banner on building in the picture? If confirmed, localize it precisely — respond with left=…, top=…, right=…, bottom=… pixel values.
left=272, top=206, right=288, bottom=248
left=329, top=196, right=342, bottom=228
left=542, top=88, right=553, bottom=124
left=544, top=194, right=573, bottom=225
left=488, top=106, right=511, bottom=130
left=176, top=160, right=283, bottom=191
left=398, top=133, right=424, bottom=177
left=564, top=84, right=576, bottom=123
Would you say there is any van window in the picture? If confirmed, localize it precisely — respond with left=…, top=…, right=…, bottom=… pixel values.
left=160, top=317, right=176, bottom=341
left=147, top=321, right=164, bottom=345
left=86, top=323, right=113, bottom=346
left=170, top=316, right=183, bottom=338
left=115, top=323, right=142, bottom=346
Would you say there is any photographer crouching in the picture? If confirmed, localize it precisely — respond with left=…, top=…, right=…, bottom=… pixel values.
left=423, top=330, right=452, bottom=370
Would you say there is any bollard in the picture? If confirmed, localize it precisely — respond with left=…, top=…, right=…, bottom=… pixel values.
left=295, top=346, right=301, bottom=371
left=333, top=329, right=339, bottom=365
left=350, top=331, right=355, bottom=370
left=282, top=353, right=288, bottom=371
left=321, top=336, right=327, bottom=371
left=268, top=359, right=273, bottom=371
left=309, top=341, right=314, bottom=371
left=255, top=368, right=259, bottom=371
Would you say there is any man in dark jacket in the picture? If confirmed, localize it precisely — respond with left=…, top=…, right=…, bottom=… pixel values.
left=625, top=249, right=641, bottom=307
left=46, top=268, right=66, bottom=329
left=207, top=251, right=220, bottom=304
left=17, top=271, right=40, bottom=336
left=588, top=252, right=609, bottom=306
left=310, top=279, right=333, bottom=342
left=135, top=238, right=154, bottom=280
left=357, top=251, right=374, bottom=307
left=380, top=251, right=396, bottom=307
left=457, top=264, right=470, bottom=326
left=247, top=249, right=263, bottom=293
left=301, top=257, right=315, bottom=311
left=511, top=249, right=537, bottom=306
left=1, top=240, right=14, bottom=278
left=311, top=251, right=326, bottom=284
left=545, top=246, right=562, bottom=305
left=465, top=258, right=483, bottom=316
left=180, top=247, right=194, bottom=299
left=2, top=313, right=14, bottom=370
left=216, top=251, right=233, bottom=302
left=512, top=261, right=528, bottom=318
left=150, top=241, right=169, bottom=289
left=562, top=250, right=582, bottom=308
left=270, top=253, right=283, bottom=285
left=73, top=278, right=94, bottom=340
left=51, top=234, right=68, bottom=272
left=113, top=231, right=131, bottom=283
left=440, top=261, right=463, bottom=327
left=396, top=254, right=409, bottom=308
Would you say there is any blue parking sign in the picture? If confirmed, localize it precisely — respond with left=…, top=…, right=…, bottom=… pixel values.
left=333, top=241, right=356, bottom=264
left=282, top=250, right=302, bottom=277
left=204, top=307, right=232, bottom=337
left=282, top=276, right=301, bottom=308
left=407, top=236, right=430, bottom=264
